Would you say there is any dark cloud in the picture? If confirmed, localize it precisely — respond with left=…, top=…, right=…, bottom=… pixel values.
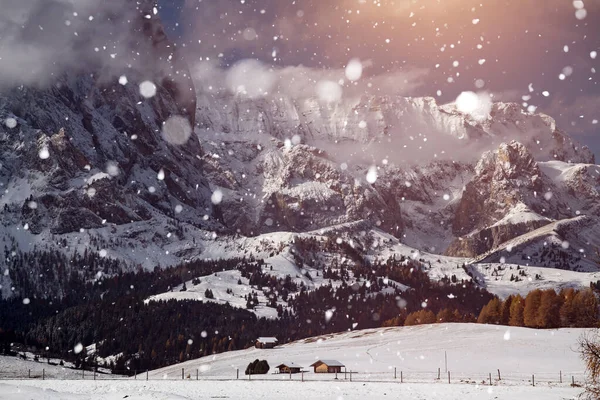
left=0, top=0, right=165, bottom=87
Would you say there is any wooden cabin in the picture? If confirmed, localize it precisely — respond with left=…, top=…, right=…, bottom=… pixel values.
left=310, top=360, right=345, bottom=373
left=276, top=362, right=303, bottom=374
left=255, top=337, right=278, bottom=349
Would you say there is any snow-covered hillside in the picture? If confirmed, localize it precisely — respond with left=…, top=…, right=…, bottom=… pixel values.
left=149, top=323, right=586, bottom=382
left=142, top=227, right=600, bottom=319
left=0, top=323, right=586, bottom=399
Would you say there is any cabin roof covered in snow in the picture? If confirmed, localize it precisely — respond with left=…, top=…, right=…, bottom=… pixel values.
left=310, top=360, right=345, bottom=367
left=256, top=337, right=278, bottom=343
left=276, top=362, right=303, bottom=368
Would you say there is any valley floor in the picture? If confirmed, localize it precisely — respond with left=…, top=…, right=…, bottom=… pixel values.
left=0, top=380, right=583, bottom=400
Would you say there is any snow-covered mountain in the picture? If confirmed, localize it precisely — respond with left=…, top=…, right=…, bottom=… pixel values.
left=0, top=0, right=599, bottom=302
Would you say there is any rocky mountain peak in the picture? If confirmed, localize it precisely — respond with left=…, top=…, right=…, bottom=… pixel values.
left=476, top=140, right=540, bottom=183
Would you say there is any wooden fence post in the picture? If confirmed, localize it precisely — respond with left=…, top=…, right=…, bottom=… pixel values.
left=438, top=368, right=440, bottom=380
left=134, top=370, right=137, bottom=380
left=447, top=371, right=450, bottom=384
left=401, top=371, right=403, bottom=383
left=497, top=369, right=501, bottom=381
left=197, top=369, right=199, bottom=381
left=489, top=373, right=492, bottom=386
left=42, top=369, right=45, bottom=380
left=82, top=369, right=84, bottom=379
left=344, top=368, right=347, bottom=380
left=394, top=367, right=396, bottom=379
left=350, top=371, right=352, bottom=382
left=237, top=369, right=239, bottom=380
left=291, top=370, right=293, bottom=380
left=302, top=371, right=304, bottom=382
left=560, top=371, right=562, bottom=383
left=146, top=370, right=149, bottom=381
left=572, top=376, right=575, bottom=386
left=532, top=375, right=535, bottom=386
left=28, top=369, right=30, bottom=379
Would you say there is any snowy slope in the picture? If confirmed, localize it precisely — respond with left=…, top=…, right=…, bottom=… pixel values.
left=0, top=356, right=80, bottom=380
left=475, top=216, right=600, bottom=272
left=142, top=226, right=600, bottom=319
left=0, top=323, right=586, bottom=399
left=148, top=323, right=586, bottom=384
left=146, top=270, right=282, bottom=319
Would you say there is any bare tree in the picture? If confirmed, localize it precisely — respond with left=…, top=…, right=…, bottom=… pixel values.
left=579, top=330, right=600, bottom=398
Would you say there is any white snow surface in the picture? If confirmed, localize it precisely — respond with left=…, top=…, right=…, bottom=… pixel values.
left=149, top=323, right=585, bottom=382
left=0, top=324, right=587, bottom=399
left=0, top=380, right=582, bottom=400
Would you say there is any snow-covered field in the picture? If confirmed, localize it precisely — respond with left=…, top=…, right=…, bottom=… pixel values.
left=149, top=323, right=586, bottom=383
left=0, top=380, right=582, bottom=400
left=0, top=324, right=588, bottom=399
left=0, top=356, right=81, bottom=380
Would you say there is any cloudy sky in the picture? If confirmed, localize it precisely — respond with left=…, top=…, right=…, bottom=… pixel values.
left=158, top=0, right=600, bottom=157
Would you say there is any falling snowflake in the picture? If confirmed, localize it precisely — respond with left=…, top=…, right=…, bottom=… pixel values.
left=161, top=115, right=193, bottom=145
left=345, top=59, right=363, bottom=81
left=575, top=8, right=587, bottom=20
left=74, top=343, right=84, bottom=354
left=139, top=81, right=157, bottom=98
left=211, top=189, right=223, bottom=205
left=366, top=166, right=378, bottom=184
left=106, top=162, right=119, bottom=176
left=157, top=169, right=165, bottom=180
left=455, top=91, right=492, bottom=121
left=325, top=309, right=334, bottom=323
left=38, top=147, right=50, bottom=159
left=118, top=75, right=128, bottom=85
left=4, top=118, right=17, bottom=129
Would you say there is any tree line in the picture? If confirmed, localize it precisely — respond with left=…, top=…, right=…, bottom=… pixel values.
left=477, top=288, right=598, bottom=328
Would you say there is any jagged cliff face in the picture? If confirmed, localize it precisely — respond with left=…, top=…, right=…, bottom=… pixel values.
left=446, top=141, right=600, bottom=257
left=0, top=1, right=215, bottom=238
left=196, top=93, right=594, bottom=165
left=194, top=91, right=596, bottom=253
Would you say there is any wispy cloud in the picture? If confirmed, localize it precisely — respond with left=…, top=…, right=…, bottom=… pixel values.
left=0, top=0, right=160, bottom=87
